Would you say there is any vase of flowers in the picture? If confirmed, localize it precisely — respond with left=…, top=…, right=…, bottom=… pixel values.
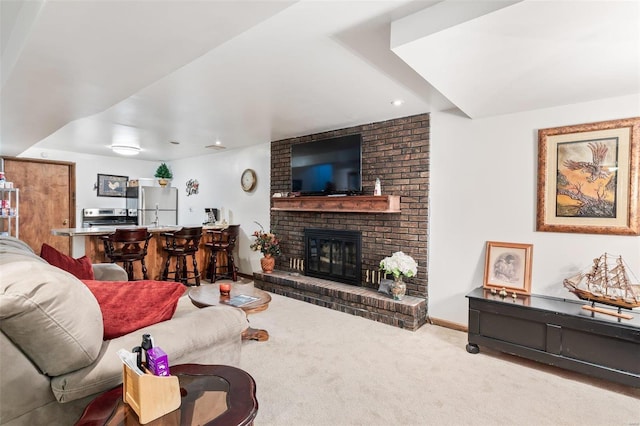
left=250, top=222, right=281, bottom=273
left=379, top=251, right=417, bottom=300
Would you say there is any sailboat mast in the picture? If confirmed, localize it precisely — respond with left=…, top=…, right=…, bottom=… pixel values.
left=602, top=253, right=610, bottom=296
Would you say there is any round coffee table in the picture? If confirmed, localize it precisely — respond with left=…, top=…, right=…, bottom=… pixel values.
left=189, top=281, right=271, bottom=341
left=75, top=364, right=258, bottom=426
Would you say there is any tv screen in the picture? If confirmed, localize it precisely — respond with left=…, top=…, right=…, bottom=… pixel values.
left=291, top=134, right=362, bottom=195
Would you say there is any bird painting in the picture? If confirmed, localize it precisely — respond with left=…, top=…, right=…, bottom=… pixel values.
left=107, top=181, right=121, bottom=190
left=562, top=141, right=611, bottom=182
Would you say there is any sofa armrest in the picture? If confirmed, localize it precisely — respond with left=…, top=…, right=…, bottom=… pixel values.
left=92, top=263, right=128, bottom=281
left=51, top=300, right=248, bottom=402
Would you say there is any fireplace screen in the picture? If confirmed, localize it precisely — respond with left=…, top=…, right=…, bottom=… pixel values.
left=304, top=228, right=362, bottom=285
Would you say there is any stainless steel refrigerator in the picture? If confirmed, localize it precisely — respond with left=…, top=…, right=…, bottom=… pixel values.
left=126, top=186, right=178, bottom=226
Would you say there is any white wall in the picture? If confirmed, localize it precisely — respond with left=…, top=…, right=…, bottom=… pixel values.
left=169, top=142, right=271, bottom=275
left=429, top=94, right=640, bottom=326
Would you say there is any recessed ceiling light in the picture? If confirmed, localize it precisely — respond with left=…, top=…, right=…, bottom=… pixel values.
left=391, top=99, right=404, bottom=107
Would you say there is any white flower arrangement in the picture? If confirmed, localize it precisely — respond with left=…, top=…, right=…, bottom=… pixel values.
left=379, top=251, right=417, bottom=279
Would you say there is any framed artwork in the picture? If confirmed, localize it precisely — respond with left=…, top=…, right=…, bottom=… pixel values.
left=537, top=117, right=640, bottom=235
left=483, top=241, right=533, bottom=295
left=97, top=174, right=128, bottom=197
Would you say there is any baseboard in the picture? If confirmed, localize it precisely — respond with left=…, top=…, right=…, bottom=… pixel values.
left=427, top=316, right=468, bottom=332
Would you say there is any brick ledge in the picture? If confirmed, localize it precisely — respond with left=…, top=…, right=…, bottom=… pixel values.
left=253, top=270, right=427, bottom=331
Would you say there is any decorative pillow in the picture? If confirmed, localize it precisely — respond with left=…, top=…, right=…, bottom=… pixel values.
left=40, top=243, right=95, bottom=280
left=81, top=280, right=186, bottom=340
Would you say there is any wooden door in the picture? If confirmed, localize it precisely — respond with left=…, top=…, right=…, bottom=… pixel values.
left=3, top=158, right=75, bottom=255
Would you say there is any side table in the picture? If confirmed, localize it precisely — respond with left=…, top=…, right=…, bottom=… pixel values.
left=189, top=282, right=271, bottom=341
left=75, top=364, right=258, bottom=426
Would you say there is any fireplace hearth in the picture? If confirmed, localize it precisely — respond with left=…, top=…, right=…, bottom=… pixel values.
left=304, top=228, right=361, bottom=285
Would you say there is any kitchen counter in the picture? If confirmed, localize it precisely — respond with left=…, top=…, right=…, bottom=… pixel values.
left=51, top=224, right=239, bottom=280
left=51, top=224, right=230, bottom=237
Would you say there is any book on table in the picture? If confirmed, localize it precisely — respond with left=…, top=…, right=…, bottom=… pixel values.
left=223, top=294, right=259, bottom=307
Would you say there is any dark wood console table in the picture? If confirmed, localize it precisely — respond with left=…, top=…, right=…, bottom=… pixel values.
left=466, top=287, right=640, bottom=387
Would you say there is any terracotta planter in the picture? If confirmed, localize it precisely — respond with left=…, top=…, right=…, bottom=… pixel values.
left=260, top=254, right=275, bottom=273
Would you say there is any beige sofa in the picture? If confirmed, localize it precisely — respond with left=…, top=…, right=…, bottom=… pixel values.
left=0, top=236, right=248, bottom=425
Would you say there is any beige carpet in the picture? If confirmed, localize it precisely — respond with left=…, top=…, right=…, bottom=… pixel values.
left=238, top=291, right=639, bottom=426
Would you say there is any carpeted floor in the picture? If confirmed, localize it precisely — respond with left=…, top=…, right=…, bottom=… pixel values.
left=238, top=291, right=640, bottom=426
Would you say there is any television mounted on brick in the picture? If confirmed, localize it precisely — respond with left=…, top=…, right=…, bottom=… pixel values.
left=291, top=134, right=362, bottom=195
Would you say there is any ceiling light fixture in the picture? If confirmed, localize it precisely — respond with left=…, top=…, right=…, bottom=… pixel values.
left=205, top=143, right=226, bottom=150
left=391, top=99, right=405, bottom=106
left=111, top=145, right=141, bottom=156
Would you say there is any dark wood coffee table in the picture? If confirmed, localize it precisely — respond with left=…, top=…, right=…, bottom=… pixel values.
left=75, top=364, right=258, bottom=426
left=188, top=282, right=271, bottom=341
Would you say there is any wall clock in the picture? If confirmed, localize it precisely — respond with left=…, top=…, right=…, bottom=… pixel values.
left=241, top=168, right=257, bottom=192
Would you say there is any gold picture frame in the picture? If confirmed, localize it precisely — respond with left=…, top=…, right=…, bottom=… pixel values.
left=483, top=241, right=533, bottom=295
left=537, top=117, right=640, bottom=235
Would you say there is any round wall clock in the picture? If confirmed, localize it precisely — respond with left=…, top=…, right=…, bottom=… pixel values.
left=241, top=168, right=257, bottom=192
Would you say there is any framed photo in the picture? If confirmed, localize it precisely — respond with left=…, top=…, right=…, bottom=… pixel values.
left=97, top=174, right=128, bottom=197
left=537, top=117, right=640, bottom=235
left=483, top=241, right=533, bottom=295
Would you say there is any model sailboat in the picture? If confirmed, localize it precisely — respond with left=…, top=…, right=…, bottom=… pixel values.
left=563, top=253, right=640, bottom=317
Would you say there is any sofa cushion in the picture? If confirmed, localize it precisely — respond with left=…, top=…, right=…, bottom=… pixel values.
left=40, top=243, right=95, bottom=280
left=82, top=280, right=186, bottom=339
left=0, top=253, right=102, bottom=376
left=0, top=252, right=103, bottom=376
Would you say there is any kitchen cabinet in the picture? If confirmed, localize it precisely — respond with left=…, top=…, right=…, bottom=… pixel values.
left=0, top=188, right=19, bottom=238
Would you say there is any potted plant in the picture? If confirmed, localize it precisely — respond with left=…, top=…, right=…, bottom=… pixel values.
left=380, top=251, right=417, bottom=300
left=154, top=163, right=173, bottom=187
left=250, top=222, right=281, bottom=273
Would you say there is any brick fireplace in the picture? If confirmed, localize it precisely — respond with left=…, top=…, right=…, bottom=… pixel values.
left=254, top=113, right=430, bottom=330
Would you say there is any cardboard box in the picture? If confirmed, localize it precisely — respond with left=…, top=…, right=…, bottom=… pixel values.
left=146, top=347, right=169, bottom=377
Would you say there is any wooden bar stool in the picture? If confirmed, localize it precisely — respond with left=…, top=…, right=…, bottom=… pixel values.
left=161, top=226, right=203, bottom=286
left=100, top=228, right=152, bottom=281
left=205, top=225, right=239, bottom=282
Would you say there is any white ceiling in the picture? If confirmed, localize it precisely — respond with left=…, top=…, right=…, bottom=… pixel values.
left=1, top=0, right=638, bottom=161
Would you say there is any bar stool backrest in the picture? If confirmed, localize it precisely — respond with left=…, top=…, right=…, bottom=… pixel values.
left=164, top=227, right=202, bottom=253
left=102, top=228, right=151, bottom=257
left=209, top=225, right=239, bottom=249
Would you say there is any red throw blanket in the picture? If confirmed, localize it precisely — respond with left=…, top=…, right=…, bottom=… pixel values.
left=82, top=280, right=186, bottom=340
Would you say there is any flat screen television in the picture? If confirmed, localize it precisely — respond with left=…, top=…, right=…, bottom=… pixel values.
left=291, top=134, right=362, bottom=195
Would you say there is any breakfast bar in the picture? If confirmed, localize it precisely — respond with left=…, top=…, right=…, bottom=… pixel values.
left=52, top=225, right=238, bottom=282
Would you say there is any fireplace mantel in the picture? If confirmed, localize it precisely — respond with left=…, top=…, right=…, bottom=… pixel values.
left=271, top=195, right=400, bottom=213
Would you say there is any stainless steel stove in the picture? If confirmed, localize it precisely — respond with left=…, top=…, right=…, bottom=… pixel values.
left=82, top=208, right=137, bottom=228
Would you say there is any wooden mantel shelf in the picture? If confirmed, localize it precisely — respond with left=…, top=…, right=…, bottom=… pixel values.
left=271, top=195, right=400, bottom=213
